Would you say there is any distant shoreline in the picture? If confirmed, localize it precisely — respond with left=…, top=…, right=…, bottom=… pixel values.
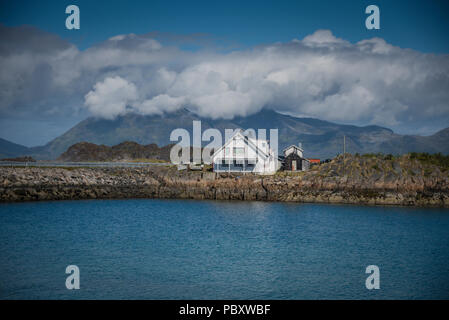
left=1, top=155, right=448, bottom=207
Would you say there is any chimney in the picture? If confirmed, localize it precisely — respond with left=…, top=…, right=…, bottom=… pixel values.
left=298, top=142, right=302, bottom=149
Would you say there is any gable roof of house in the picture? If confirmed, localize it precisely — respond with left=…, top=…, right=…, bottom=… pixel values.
left=211, top=130, right=269, bottom=159
left=283, top=144, right=304, bottom=153
left=284, top=152, right=304, bottom=159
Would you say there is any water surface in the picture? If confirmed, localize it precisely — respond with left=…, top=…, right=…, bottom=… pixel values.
left=1, top=199, right=448, bottom=299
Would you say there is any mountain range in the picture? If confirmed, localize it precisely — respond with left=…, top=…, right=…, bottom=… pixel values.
left=0, top=137, right=33, bottom=159
left=1, top=109, right=449, bottom=160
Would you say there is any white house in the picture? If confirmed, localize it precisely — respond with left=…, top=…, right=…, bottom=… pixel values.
left=211, top=130, right=281, bottom=174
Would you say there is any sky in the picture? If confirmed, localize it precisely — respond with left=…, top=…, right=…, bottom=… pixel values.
left=0, top=0, right=449, bottom=146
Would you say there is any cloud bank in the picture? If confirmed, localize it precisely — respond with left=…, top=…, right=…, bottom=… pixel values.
left=1, top=25, right=449, bottom=134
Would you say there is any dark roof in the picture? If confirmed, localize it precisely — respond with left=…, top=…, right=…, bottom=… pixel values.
left=283, top=144, right=304, bottom=152
left=284, top=152, right=304, bottom=159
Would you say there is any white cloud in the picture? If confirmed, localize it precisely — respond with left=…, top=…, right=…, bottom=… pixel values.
left=137, top=94, right=185, bottom=115
left=301, top=29, right=349, bottom=47
left=1, top=25, right=449, bottom=135
left=84, top=76, right=138, bottom=119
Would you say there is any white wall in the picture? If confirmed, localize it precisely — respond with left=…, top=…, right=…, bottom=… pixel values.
left=212, top=133, right=278, bottom=174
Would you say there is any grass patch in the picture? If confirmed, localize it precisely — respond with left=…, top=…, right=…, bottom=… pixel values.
left=362, top=153, right=395, bottom=160
left=423, top=167, right=433, bottom=177
left=409, top=152, right=449, bottom=170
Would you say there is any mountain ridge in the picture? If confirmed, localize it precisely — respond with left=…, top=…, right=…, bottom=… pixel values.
left=1, top=109, right=448, bottom=160
left=0, top=138, right=31, bottom=159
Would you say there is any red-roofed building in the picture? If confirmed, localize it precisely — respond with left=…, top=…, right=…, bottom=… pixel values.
left=308, top=159, right=320, bottom=165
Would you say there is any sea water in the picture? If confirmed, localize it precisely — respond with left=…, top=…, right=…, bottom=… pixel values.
left=0, top=199, right=448, bottom=299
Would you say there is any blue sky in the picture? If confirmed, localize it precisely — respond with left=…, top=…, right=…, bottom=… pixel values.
left=1, top=0, right=448, bottom=52
left=0, top=0, right=449, bottom=146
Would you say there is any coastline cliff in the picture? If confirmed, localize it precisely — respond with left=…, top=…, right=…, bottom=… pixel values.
left=1, top=154, right=448, bottom=207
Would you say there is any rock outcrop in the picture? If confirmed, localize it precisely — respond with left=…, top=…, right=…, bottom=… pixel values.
left=1, top=154, right=449, bottom=206
left=57, top=141, right=174, bottom=162
left=0, top=156, right=36, bottom=162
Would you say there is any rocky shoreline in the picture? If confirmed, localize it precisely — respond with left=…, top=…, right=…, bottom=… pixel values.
left=1, top=154, right=449, bottom=207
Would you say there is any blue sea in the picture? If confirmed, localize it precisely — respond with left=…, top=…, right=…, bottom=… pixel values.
left=1, top=199, right=449, bottom=299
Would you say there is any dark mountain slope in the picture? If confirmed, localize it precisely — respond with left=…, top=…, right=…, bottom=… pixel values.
left=0, top=138, right=31, bottom=159
left=1, top=109, right=448, bottom=160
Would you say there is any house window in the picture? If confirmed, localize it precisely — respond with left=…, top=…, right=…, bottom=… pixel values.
left=233, top=147, right=244, bottom=156
left=225, top=147, right=231, bottom=156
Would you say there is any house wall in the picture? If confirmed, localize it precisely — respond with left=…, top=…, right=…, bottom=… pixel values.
left=283, top=153, right=309, bottom=171
left=213, top=161, right=256, bottom=172
left=212, top=133, right=278, bottom=174
left=284, top=153, right=301, bottom=171
left=212, top=135, right=260, bottom=161
left=302, top=159, right=310, bottom=171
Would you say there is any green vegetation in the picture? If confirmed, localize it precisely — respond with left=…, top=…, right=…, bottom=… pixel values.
left=316, top=151, right=449, bottom=180
left=362, top=152, right=383, bottom=158
left=409, top=152, right=449, bottom=170
left=424, top=167, right=433, bottom=177
left=275, top=170, right=306, bottom=177
left=362, top=153, right=395, bottom=160
left=202, top=164, right=213, bottom=172
left=358, top=152, right=449, bottom=171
